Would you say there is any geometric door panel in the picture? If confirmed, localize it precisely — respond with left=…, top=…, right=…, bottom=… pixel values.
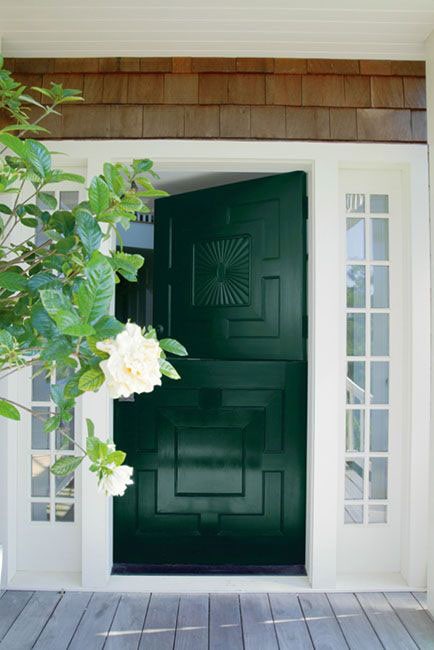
left=114, top=360, right=307, bottom=566
left=153, top=172, right=307, bottom=361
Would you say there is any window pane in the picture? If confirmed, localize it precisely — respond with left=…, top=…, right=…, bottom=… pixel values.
left=369, top=458, right=388, bottom=499
left=31, top=455, right=50, bottom=497
left=371, top=219, right=389, bottom=261
left=371, top=266, right=389, bottom=308
left=55, top=414, right=74, bottom=451
left=370, top=194, right=389, bottom=214
left=347, top=313, right=365, bottom=356
left=370, top=410, right=389, bottom=452
left=368, top=505, right=387, bottom=524
left=59, top=191, right=79, bottom=211
left=345, top=458, right=364, bottom=500
left=345, top=504, right=363, bottom=524
left=55, top=503, right=74, bottom=522
left=31, top=407, right=50, bottom=450
left=31, top=502, right=50, bottom=522
left=346, top=410, right=365, bottom=452
left=371, top=361, right=389, bottom=404
left=346, top=361, right=365, bottom=404
left=371, top=313, right=389, bottom=356
left=346, top=193, right=365, bottom=213
left=55, top=469, right=74, bottom=498
left=32, top=363, right=51, bottom=402
left=346, top=218, right=365, bottom=260
left=347, top=265, right=366, bottom=308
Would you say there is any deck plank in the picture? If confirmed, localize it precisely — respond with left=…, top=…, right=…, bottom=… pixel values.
left=33, top=591, right=92, bottom=650
left=240, top=593, right=279, bottom=650
left=209, top=594, right=243, bottom=650
left=298, top=593, right=348, bottom=649
left=105, top=593, right=150, bottom=650
left=68, top=592, right=120, bottom=650
left=327, top=592, right=382, bottom=649
left=268, top=593, right=313, bottom=649
left=356, top=592, right=418, bottom=649
left=174, top=594, right=209, bottom=650
left=413, top=592, right=429, bottom=609
left=0, top=591, right=61, bottom=650
left=385, top=592, right=434, bottom=649
left=139, top=593, right=179, bottom=650
left=0, top=590, right=33, bottom=642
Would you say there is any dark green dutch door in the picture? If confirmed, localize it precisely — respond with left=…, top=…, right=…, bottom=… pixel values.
left=114, top=172, right=308, bottom=568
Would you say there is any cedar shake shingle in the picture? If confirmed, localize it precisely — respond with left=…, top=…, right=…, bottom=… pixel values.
left=236, top=58, right=274, bottom=73
left=360, top=60, right=393, bottom=76
left=220, top=106, right=250, bottom=138
left=302, top=75, right=345, bottom=107
left=371, top=76, right=404, bottom=108
left=199, top=74, right=228, bottom=104
left=140, top=58, right=172, bottom=72
left=172, top=58, right=192, bottom=73
left=251, top=106, right=286, bottom=138
left=99, top=58, right=120, bottom=73
left=192, top=58, right=236, bottom=72
left=185, top=106, right=220, bottom=137
left=102, top=74, right=128, bottom=103
left=286, top=107, right=330, bottom=139
left=403, top=78, right=426, bottom=109
left=391, top=61, right=425, bottom=76
left=228, top=74, right=266, bottom=104
left=128, top=74, right=164, bottom=103
left=14, top=58, right=54, bottom=74
left=54, top=58, right=99, bottom=73
left=164, top=74, right=198, bottom=104
left=265, top=75, right=301, bottom=106
left=274, top=59, right=307, bottom=74
left=344, top=75, right=370, bottom=107
left=83, top=75, right=104, bottom=104
left=63, top=105, right=110, bottom=137
left=330, top=108, right=357, bottom=140
left=411, top=111, right=427, bottom=141
left=143, top=105, right=185, bottom=137
left=110, top=106, right=143, bottom=137
left=357, top=109, right=412, bottom=141
left=307, top=59, right=359, bottom=75
left=119, top=58, right=140, bottom=72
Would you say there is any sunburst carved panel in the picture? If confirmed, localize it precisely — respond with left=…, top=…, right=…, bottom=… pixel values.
left=193, top=236, right=250, bottom=307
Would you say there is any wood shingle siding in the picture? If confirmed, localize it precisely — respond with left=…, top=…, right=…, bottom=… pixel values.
left=3, top=57, right=427, bottom=142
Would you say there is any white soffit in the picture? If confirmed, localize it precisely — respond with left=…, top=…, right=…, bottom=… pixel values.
left=0, top=0, right=433, bottom=60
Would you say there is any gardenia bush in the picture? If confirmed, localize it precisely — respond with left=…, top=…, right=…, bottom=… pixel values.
left=0, top=57, right=186, bottom=496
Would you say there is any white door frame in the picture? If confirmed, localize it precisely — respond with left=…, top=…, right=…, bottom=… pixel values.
left=0, top=139, right=429, bottom=593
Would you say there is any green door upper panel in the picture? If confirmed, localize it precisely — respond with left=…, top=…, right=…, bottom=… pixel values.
left=154, top=172, right=307, bottom=361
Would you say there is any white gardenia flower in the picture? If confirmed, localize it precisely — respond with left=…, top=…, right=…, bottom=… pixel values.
left=98, top=464, right=134, bottom=497
left=96, top=322, right=162, bottom=399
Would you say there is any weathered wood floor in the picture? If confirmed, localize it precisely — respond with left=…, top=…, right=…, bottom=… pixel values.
left=0, top=590, right=433, bottom=649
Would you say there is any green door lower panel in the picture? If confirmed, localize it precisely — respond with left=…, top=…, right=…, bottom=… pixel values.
left=114, top=359, right=307, bottom=566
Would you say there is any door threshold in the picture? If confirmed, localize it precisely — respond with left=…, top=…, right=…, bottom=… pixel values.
left=112, top=563, right=306, bottom=576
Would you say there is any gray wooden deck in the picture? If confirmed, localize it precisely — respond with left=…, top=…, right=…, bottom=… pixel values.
left=0, top=590, right=433, bottom=649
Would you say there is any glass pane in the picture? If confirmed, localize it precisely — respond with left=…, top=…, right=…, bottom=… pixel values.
left=31, top=407, right=50, bottom=450
left=369, top=458, right=388, bottom=499
left=371, top=266, right=389, bottom=308
left=370, top=194, right=389, bottom=214
left=371, top=219, right=389, bottom=261
left=347, top=313, right=365, bottom=356
left=345, top=504, right=363, bottom=524
left=347, top=265, right=366, bottom=308
left=55, top=503, right=74, bottom=522
left=31, top=502, right=50, bottom=522
left=370, top=410, right=389, bottom=452
left=346, top=361, right=366, bottom=404
left=368, top=505, right=387, bottom=524
left=55, top=468, right=74, bottom=498
left=55, top=414, right=74, bottom=451
left=346, top=193, right=365, bottom=213
left=346, top=218, right=365, bottom=260
left=59, top=191, right=79, bottom=211
left=371, top=313, right=389, bottom=356
left=346, top=409, right=365, bottom=452
left=345, top=458, right=364, bottom=500
left=371, top=361, right=389, bottom=404
left=32, top=363, right=51, bottom=402
left=31, top=455, right=50, bottom=497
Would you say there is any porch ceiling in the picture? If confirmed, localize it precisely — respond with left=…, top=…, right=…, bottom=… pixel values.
left=1, top=0, right=434, bottom=60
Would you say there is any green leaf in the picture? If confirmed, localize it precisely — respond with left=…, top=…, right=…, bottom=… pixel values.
left=39, top=288, right=70, bottom=317
left=28, top=272, right=58, bottom=293
left=159, top=358, right=181, bottom=380
left=25, top=139, right=51, bottom=177
left=75, top=251, right=114, bottom=324
left=0, top=329, right=14, bottom=349
left=0, top=399, right=20, bottom=421
left=0, top=270, right=27, bottom=292
left=111, top=251, right=144, bottom=282
left=89, top=176, right=110, bottom=214
left=103, top=163, right=124, bottom=196
left=54, top=310, right=95, bottom=337
left=159, top=338, right=188, bottom=357
left=0, top=204, right=12, bottom=215
left=37, top=192, right=57, bottom=210
left=50, top=455, right=83, bottom=476
left=75, top=208, right=102, bottom=256
left=106, top=450, right=126, bottom=466
left=20, top=217, right=38, bottom=228
left=44, top=414, right=61, bottom=433
left=92, top=315, right=124, bottom=339
left=86, top=435, right=105, bottom=462
left=0, top=133, right=26, bottom=158
left=49, top=171, right=85, bottom=184
left=48, top=210, right=75, bottom=236
left=78, top=366, right=105, bottom=392
left=31, top=304, right=58, bottom=337
left=86, top=418, right=95, bottom=437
